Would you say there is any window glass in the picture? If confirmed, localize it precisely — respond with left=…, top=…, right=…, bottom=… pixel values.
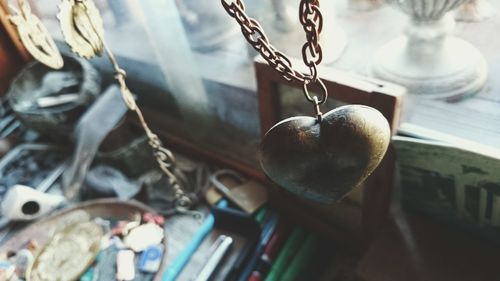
left=28, top=0, right=500, bottom=167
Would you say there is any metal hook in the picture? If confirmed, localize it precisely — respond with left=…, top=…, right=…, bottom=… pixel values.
left=302, top=77, right=328, bottom=104
left=312, top=96, right=322, bottom=122
left=303, top=80, right=326, bottom=123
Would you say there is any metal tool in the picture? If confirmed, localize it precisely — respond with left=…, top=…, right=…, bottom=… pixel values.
left=193, top=235, right=233, bottom=281
left=0, top=115, right=16, bottom=133
left=0, top=121, right=21, bottom=138
left=37, top=161, right=67, bottom=193
left=0, top=143, right=67, bottom=196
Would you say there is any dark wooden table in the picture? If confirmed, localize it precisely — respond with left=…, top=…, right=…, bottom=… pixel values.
left=356, top=211, right=500, bottom=281
left=332, top=4, right=500, bottom=280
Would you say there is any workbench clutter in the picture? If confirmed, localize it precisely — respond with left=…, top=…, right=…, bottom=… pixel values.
left=159, top=198, right=345, bottom=281
left=0, top=59, right=353, bottom=279
left=0, top=191, right=347, bottom=281
left=7, top=55, right=100, bottom=142
left=0, top=200, right=167, bottom=281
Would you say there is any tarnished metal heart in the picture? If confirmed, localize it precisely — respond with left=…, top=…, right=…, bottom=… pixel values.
left=260, top=105, right=391, bottom=203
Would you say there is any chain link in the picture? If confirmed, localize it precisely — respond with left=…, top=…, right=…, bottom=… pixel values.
left=222, top=0, right=328, bottom=108
left=103, top=43, right=193, bottom=209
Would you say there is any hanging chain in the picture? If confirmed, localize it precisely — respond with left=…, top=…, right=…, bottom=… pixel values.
left=102, top=43, right=193, bottom=210
left=222, top=0, right=328, bottom=120
left=57, top=0, right=192, bottom=211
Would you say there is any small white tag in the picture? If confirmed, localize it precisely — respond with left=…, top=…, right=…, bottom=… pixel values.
left=116, top=250, right=135, bottom=281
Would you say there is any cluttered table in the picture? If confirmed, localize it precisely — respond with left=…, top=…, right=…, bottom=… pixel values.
left=0, top=101, right=346, bottom=281
left=0, top=77, right=354, bottom=280
left=0, top=1, right=366, bottom=280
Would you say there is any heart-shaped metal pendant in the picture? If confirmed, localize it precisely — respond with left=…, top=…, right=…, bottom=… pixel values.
left=260, top=105, right=391, bottom=203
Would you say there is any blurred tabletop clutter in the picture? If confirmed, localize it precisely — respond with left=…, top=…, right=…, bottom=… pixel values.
left=0, top=74, right=354, bottom=280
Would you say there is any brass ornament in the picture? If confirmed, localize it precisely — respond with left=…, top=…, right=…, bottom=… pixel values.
left=8, top=0, right=63, bottom=69
left=27, top=221, right=103, bottom=281
left=260, top=105, right=391, bottom=203
left=57, top=0, right=104, bottom=59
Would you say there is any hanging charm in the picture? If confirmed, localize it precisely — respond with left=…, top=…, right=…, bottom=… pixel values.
left=260, top=105, right=390, bottom=203
left=261, top=80, right=390, bottom=203
left=57, top=0, right=104, bottom=58
left=8, top=0, right=63, bottom=69
left=222, top=0, right=391, bottom=202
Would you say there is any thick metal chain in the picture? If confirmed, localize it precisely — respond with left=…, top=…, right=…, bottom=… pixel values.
left=222, top=0, right=328, bottom=111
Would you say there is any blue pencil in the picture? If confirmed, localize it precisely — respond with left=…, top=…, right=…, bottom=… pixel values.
left=162, top=200, right=228, bottom=281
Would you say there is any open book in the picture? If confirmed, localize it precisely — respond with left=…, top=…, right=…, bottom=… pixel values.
left=393, top=123, right=500, bottom=242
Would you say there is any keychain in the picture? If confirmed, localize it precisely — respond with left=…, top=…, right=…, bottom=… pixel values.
left=222, top=0, right=391, bottom=203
